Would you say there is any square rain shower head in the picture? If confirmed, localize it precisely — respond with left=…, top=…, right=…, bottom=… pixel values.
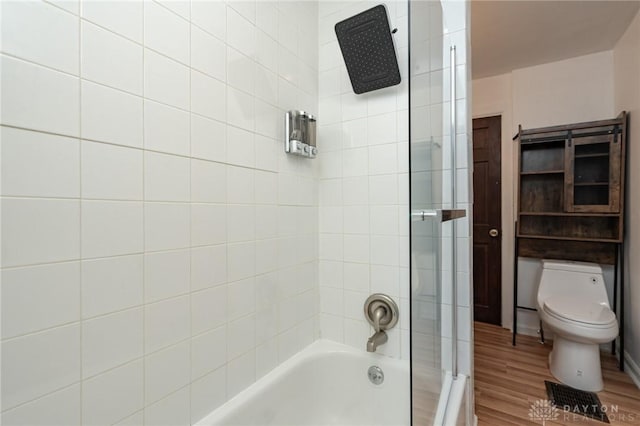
left=334, top=5, right=401, bottom=94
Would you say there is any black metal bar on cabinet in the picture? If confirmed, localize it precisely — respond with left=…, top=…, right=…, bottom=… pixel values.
left=613, top=247, right=618, bottom=355
left=620, top=243, right=625, bottom=371
left=513, top=221, right=519, bottom=346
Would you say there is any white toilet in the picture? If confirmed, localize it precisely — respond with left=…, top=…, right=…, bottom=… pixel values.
left=536, top=259, right=618, bottom=392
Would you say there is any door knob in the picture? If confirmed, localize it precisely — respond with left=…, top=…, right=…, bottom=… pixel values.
left=489, top=228, right=499, bottom=237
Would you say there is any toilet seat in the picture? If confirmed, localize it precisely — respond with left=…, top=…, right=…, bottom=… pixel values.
left=536, top=260, right=618, bottom=391
left=543, top=296, right=616, bottom=328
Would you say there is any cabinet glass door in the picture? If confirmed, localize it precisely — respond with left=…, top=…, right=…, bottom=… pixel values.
left=565, top=133, right=621, bottom=212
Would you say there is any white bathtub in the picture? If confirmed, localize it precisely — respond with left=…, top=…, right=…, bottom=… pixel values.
left=196, top=339, right=410, bottom=426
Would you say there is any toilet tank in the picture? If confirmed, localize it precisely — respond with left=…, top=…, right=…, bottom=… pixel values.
left=537, top=260, right=610, bottom=307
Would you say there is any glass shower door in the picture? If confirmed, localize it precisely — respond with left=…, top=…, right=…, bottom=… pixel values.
left=409, top=0, right=469, bottom=424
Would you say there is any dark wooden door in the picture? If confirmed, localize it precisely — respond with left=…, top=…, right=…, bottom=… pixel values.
left=472, top=116, right=502, bottom=325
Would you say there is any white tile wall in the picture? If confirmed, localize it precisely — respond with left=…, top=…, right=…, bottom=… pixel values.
left=144, top=341, right=190, bottom=405
left=191, top=70, right=227, bottom=122
left=317, top=1, right=410, bottom=360
left=2, top=324, right=81, bottom=409
left=1, top=56, right=80, bottom=136
left=144, top=1, right=190, bottom=64
left=2, top=262, right=81, bottom=339
left=1, top=127, right=80, bottom=198
left=1, top=384, right=82, bottom=426
left=0, top=1, right=319, bottom=425
left=189, top=369, right=225, bottom=424
left=144, top=250, right=190, bottom=302
left=1, top=1, right=80, bottom=75
left=81, top=255, right=144, bottom=318
left=144, top=386, right=191, bottom=426
left=81, top=1, right=144, bottom=43
left=82, top=141, right=144, bottom=200
left=144, top=100, right=190, bottom=155
left=81, top=308, right=144, bottom=378
left=2, top=198, right=81, bottom=267
left=81, top=21, right=143, bottom=95
left=143, top=49, right=190, bottom=110
left=81, top=201, right=144, bottom=258
left=82, top=360, right=144, bottom=425
left=81, top=81, right=144, bottom=148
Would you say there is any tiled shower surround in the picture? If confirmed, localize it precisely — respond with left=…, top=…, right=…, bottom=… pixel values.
left=0, top=1, right=319, bottom=424
left=317, top=1, right=411, bottom=359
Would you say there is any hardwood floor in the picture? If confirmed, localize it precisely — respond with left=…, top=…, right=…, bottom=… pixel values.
left=474, top=322, right=640, bottom=425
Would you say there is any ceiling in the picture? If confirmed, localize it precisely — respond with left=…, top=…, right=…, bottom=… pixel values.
left=471, top=0, right=640, bottom=79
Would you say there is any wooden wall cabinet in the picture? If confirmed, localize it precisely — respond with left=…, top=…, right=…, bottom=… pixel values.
left=515, top=112, right=627, bottom=264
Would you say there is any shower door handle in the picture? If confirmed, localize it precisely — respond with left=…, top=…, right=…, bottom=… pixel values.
left=411, top=209, right=466, bottom=222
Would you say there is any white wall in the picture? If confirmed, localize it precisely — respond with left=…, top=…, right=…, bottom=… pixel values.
left=317, top=0, right=410, bottom=359
left=614, top=9, right=640, bottom=384
left=0, top=1, right=319, bottom=424
left=472, top=51, right=617, bottom=334
left=512, top=51, right=615, bottom=128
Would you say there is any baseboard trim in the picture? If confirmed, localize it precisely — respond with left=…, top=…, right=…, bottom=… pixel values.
left=623, top=351, right=640, bottom=390
left=516, top=324, right=541, bottom=338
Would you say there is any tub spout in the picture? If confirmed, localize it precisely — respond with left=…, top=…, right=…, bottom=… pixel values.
left=367, top=330, right=388, bottom=352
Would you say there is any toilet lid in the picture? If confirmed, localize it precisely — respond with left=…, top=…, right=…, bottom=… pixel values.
left=543, top=296, right=616, bottom=326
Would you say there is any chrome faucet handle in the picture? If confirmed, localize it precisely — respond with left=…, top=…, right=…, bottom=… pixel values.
left=372, top=306, right=386, bottom=332
left=364, top=294, right=398, bottom=353
left=364, top=294, right=399, bottom=332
